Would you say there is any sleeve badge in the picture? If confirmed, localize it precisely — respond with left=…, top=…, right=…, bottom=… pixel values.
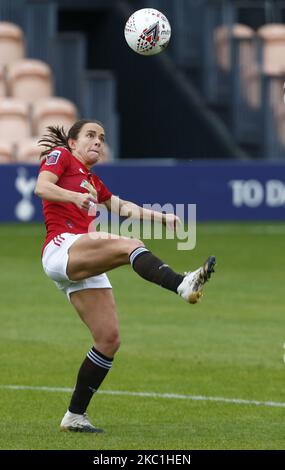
left=46, top=150, right=61, bottom=165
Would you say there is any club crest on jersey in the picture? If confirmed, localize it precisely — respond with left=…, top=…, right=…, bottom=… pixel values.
left=46, top=150, right=61, bottom=165
left=80, top=179, right=98, bottom=201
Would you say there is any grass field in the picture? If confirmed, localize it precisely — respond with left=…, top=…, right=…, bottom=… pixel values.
left=0, top=222, right=284, bottom=450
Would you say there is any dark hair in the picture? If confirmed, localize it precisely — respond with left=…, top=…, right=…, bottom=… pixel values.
left=38, top=119, right=105, bottom=159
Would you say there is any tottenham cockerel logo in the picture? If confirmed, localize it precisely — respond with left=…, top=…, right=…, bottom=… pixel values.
left=137, top=21, right=160, bottom=52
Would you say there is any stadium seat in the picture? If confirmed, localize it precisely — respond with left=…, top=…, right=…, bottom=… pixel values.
left=7, top=59, right=53, bottom=102
left=32, top=97, right=77, bottom=135
left=258, top=24, right=285, bottom=74
left=0, top=98, right=30, bottom=144
left=0, top=22, right=25, bottom=67
left=230, top=25, right=259, bottom=109
left=231, top=24, right=261, bottom=144
left=234, top=24, right=285, bottom=111
left=0, top=141, right=14, bottom=163
left=260, top=68, right=285, bottom=158
left=208, top=23, right=255, bottom=104
left=214, top=24, right=255, bottom=72
left=233, top=24, right=285, bottom=150
left=15, top=137, right=43, bottom=164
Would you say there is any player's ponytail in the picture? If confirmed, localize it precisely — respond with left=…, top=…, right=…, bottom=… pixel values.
left=38, top=126, right=69, bottom=159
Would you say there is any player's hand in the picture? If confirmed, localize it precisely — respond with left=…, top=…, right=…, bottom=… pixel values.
left=162, top=213, right=182, bottom=231
left=74, top=193, right=97, bottom=211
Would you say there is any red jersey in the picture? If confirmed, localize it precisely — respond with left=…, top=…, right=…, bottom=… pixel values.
left=39, top=147, right=112, bottom=254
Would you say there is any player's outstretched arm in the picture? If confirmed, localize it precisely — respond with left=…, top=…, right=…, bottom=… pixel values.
left=103, top=195, right=181, bottom=230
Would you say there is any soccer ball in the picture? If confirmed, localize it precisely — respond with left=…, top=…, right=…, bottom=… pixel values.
left=124, top=8, right=171, bottom=56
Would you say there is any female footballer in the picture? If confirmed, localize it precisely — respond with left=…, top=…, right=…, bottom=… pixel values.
left=35, top=119, right=216, bottom=433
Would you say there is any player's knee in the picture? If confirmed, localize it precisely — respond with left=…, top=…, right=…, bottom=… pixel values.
left=126, top=238, right=145, bottom=257
left=97, top=328, right=121, bottom=356
left=108, top=329, right=121, bottom=353
left=116, top=237, right=145, bottom=265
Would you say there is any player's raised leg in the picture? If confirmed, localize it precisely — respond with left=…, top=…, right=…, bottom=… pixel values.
left=67, top=233, right=216, bottom=304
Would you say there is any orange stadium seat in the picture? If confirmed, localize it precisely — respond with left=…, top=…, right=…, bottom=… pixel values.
left=0, top=98, right=30, bottom=143
left=0, top=141, right=14, bottom=163
left=214, top=24, right=255, bottom=72
left=0, top=22, right=25, bottom=67
left=260, top=70, right=285, bottom=157
left=33, top=97, right=77, bottom=135
left=229, top=25, right=260, bottom=109
left=210, top=24, right=256, bottom=104
left=243, top=24, right=285, bottom=111
left=7, top=59, right=53, bottom=101
left=216, top=23, right=259, bottom=112
left=258, top=24, right=285, bottom=74
left=15, top=137, right=43, bottom=164
left=215, top=24, right=260, bottom=108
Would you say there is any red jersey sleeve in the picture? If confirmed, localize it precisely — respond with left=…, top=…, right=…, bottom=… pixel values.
left=39, top=147, right=70, bottom=177
left=93, top=175, right=112, bottom=203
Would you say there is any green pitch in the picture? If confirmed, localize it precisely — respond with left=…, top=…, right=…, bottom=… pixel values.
left=0, top=222, right=284, bottom=450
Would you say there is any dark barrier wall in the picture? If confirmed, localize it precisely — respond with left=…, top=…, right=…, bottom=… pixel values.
left=1, top=162, right=285, bottom=222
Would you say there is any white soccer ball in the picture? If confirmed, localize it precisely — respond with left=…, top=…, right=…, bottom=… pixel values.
left=124, top=8, right=171, bottom=56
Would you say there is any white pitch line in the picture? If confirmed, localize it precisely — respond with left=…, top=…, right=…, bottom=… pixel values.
left=1, top=384, right=285, bottom=409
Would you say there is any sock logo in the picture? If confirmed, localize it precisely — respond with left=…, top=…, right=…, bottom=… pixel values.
left=159, top=264, right=169, bottom=269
